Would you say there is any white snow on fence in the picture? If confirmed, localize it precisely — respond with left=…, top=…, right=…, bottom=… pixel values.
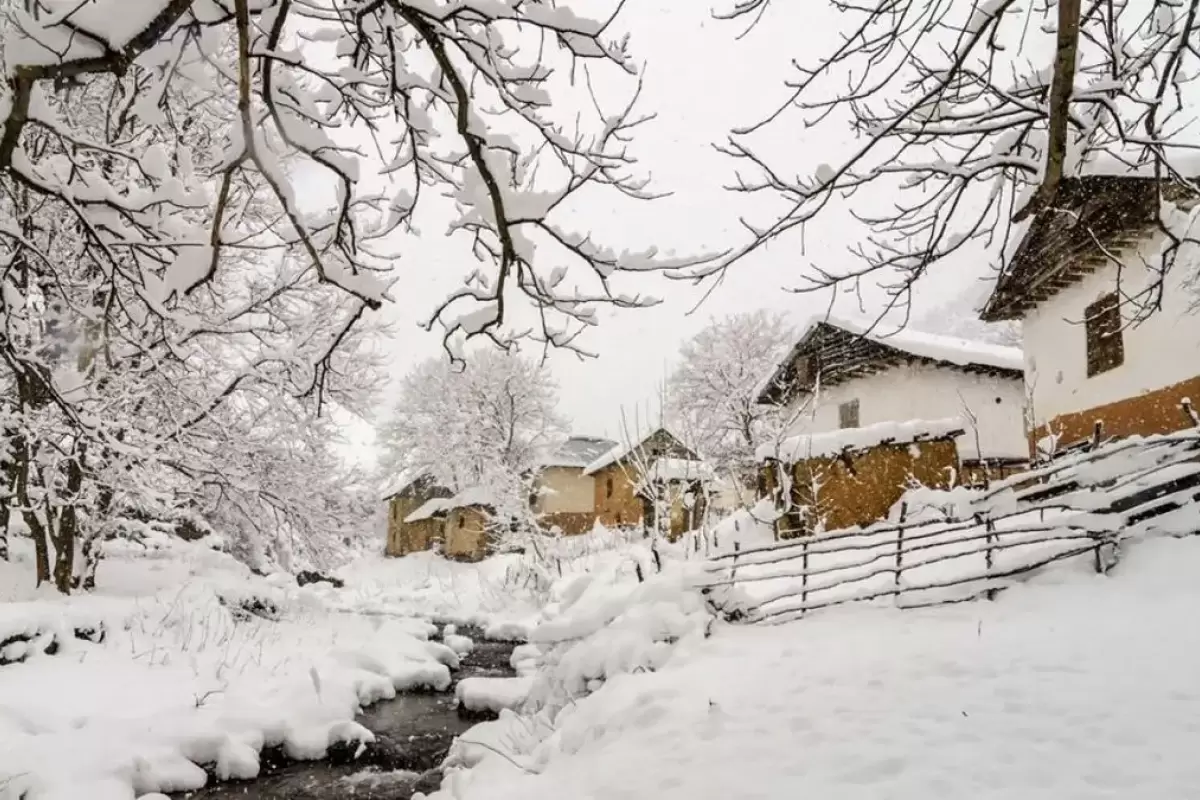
left=721, top=428, right=1200, bottom=623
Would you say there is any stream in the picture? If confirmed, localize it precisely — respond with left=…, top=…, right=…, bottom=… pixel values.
left=176, top=629, right=519, bottom=800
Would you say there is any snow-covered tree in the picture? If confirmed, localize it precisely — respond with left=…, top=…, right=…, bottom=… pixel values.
left=666, top=311, right=794, bottom=485
left=0, top=0, right=700, bottom=591
left=695, top=0, right=1200, bottom=319
left=380, top=349, right=566, bottom=493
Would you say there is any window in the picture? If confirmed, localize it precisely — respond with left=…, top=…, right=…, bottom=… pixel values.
left=606, top=476, right=614, bottom=498
left=838, top=399, right=860, bottom=429
left=1085, top=292, right=1124, bottom=377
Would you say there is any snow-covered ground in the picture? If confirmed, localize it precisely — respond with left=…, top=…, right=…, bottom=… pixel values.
left=5, top=514, right=1198, bottom=800
left=0, top=531, right=550, bottom=800
left=0, top=524, right=671, bottom=800
left=430, top=533, right=1200, bottom=800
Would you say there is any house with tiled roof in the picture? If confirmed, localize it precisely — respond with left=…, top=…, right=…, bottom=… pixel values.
left=980, top=175, right=1200, bottom=453
left=529, top=436, right=619, bottom=535
left=758, top=314, right=1030, bottom=469
left=755, top=314, right=1029, bottom=535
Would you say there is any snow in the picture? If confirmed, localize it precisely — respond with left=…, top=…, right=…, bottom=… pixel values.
left=425, top=534, right=1200, bottom=800
left=405, top=497, right=452, bottom=523
left=0, top=532, right=540, bottom=800
left=644, top=457, right=714, bottom=482
left=535, top=436, right=619, bottom=469
left=782, top=312, right=1024, bottom=376
left=455, top=676, right=533, bottom=714
left=757, top=417, right=965, bottom=462
left=581, top=428, right=689, bottom=476
left=447, top=486, right=497, bottom=511
left=445, top=633, right=475, bottom=655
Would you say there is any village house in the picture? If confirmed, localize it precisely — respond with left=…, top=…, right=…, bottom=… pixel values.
left=529, top=436, right=619, bottom=535
left=399, top=486, right=497, bottom=561
left=383, top=471, right=451, bottom=556
left=581, top=428, right=712, bottom=539
left=980, top=175, right=1200, bottom=453
left=755, top=315, right=1029, bottom=535
left=384, top=430, right=718, bottom=559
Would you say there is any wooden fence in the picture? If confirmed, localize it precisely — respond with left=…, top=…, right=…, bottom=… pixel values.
left=702, top=428, right=1200, bottom=624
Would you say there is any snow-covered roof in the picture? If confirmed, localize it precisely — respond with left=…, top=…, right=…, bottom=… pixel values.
left=582, top=428, right=692, bottom=476
left=757, top=418, right=966, bottom=464
left=402, top=486, right=495, bottom=523
left=380, top=467, right=428, bottom=501
left=757, top=314, right=1023, bottom=404
left=536, top=436, right=619, bottom=469
left=447, top=487, right=495, bottom=511
left=805, top=314, right=1023, bottom=371
left=404, top=497, right=451, bottom=523
left=645, top=458, right=714, bottom=483
left=981, top=175, right=1200, bottom=321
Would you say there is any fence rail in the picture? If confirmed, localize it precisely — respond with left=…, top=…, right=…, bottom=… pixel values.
left=704, top=428, right=1200, bottom=623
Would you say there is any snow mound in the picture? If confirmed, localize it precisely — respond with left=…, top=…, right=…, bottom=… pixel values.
left=0, top=537, right=460, bottom=800
left=455, top=676, right=533, bottom=714
left=445, top=633, right=475, bottom=655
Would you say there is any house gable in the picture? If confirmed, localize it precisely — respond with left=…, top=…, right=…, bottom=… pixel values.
left=1021, top=235, right=1200, bottom=446
left=981, top=176, right=1199, bottom=322
left=757, top=317, right=1023, bottom=406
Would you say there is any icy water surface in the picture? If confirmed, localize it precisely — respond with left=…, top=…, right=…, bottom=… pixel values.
left=177, top=633, right=518, bottom=800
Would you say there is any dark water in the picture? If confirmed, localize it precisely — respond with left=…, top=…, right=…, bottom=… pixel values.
left=177, top=633, right=519, bottom=800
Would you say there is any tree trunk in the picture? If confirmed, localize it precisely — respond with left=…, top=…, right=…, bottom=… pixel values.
left=13, top=434, right=49, bottom=584
left=1014, top=0, right=1083, bottom=222
left=51, top=448, right=85, bottom=594
left=74, top=485, right=112, bottom=591
left=0, top=501, right=8, bottom=562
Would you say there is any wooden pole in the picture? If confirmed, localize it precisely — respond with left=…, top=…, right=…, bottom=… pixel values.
left=894, top=501, right=907, bottom=605
left=800, top=539, right=810, bottom=614
left=731, top=541, right=741, bottom=582
left=984, top=516, right=998, bottom=600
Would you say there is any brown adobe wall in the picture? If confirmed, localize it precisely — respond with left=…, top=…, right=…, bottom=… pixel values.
left=592, top=464, right=646, bottom=529
left=443, top=507, right=492, bottom=561
left=781, top=438, right=959, bottom=536
left=1033, top=374, right=1200, bottom=450
left=386, top=494, right=428, bottom=556
left=397, top=517, right=444, bottom=555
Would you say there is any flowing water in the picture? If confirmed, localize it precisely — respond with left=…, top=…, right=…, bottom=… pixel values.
left=176, top=632, right=518, bottom=800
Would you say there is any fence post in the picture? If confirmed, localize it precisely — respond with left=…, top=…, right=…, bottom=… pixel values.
left=894, top=501, right=907, bottom=606
left=1093, top=529, right=1117, bottom=574
left=984, top=516, right=997, bottom=600
left=1183, top=398, right=1200, bottom=427
left=800, top=538, right=810, bottom=615
left=730, top=542, right=741, bottom=582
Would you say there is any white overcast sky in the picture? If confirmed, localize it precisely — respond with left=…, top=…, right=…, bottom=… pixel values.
left=317, top=0, right=1007, bottom=466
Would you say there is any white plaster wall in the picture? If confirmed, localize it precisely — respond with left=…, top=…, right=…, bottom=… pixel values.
left=536, top=467, right=596, bottom=513
left=1022, top=229, right=1200, bottom=426
left=783, top=363, right=1029, bottom=460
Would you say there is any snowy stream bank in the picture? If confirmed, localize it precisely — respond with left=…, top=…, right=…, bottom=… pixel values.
left=174, top=630, right=520, bottom=800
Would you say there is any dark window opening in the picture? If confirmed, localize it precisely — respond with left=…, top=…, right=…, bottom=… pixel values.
left=838, top=399, right=860, bottom=429
left=606, top=476, right=614, bottom=498
left=1085, top=292, right=1124, bottom=378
